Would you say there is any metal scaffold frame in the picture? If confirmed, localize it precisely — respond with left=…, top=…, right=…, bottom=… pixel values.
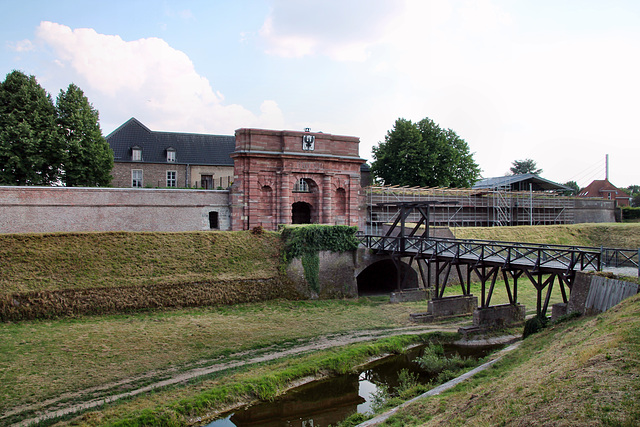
left=366, top=185, right=576, bottom=234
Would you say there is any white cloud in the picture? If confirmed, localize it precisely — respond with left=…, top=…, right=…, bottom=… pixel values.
left=33, top=21, right=283, bottom=134
left=259, top=0, right=400, bottom=61
left=7, top=39, right=35, bottom=52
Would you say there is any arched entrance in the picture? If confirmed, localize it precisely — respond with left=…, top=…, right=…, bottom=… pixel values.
left=356, top=259, right=418, bottom=296
left=292, top=201, right=312, bottom=224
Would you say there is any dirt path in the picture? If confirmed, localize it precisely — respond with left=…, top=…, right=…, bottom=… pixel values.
left=8, top=324, right=463, bottom=427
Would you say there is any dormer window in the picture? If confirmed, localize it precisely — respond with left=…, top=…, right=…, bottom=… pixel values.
left=132, top=146, right=142, bottom=161
left=166, top=148, right=176, bottom=162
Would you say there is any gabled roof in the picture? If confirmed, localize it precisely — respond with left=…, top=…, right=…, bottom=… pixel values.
left=578, top=179, right=630, bottom=199
left=473, top=174, right=571, bottom=192
left=106, top=118, right=235, bottom=166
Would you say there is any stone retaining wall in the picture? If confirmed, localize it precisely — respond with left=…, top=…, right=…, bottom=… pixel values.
left=0, top=186, right=231, bottom=233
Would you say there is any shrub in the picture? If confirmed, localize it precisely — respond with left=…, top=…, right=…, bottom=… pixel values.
left=523, top=315, right=549, bottom=339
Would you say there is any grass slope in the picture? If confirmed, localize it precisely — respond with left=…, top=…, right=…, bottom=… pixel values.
left=0, top=298, right=430, bottom=415
left=385, top=293, right=640, bottom=426
left=0, top=231, right=282, bottom=293
left=452, top=223, right=640, bottom=249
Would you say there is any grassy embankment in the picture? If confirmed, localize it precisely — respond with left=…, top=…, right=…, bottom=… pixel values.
left=0, top=231, right=283, bottom=293
left=1, top=224, right=639, bottom=425
left=451, top=222, right=640, bottom=249
left=378, top=292, right=640, bottom=426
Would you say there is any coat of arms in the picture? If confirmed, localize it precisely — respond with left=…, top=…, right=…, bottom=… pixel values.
left=302, top=134, right=315, bottom=151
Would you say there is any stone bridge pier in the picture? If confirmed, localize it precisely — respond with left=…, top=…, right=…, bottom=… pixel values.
left=285, top=247, right=423, bottom=299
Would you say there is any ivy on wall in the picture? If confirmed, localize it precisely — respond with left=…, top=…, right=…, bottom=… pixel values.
left=281, top=225, right=359, bottom=294
left=281, top=224, right=359, bottom=263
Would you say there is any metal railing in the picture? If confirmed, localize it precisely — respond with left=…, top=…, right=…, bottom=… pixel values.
left=357, top=234, right=609, bottom=274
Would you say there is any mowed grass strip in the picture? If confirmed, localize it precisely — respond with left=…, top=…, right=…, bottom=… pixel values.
left=0, top=231, right=283, bottom=293
left=383, top=293, right=640, bottom=426
left=54, top=333, right=452, bottom=427
left=452, top=222, right=640, bottom=249
left=443, top=278, right=566, bottom=316
left=0, top=298, right=430, bottom=413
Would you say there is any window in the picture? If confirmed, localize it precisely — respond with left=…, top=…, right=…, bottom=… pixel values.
left=201, top=175, right=213, bottom=189
left=132, top=170, right=143, bottom=188
left=166, top=149, right=176, bottom=162
left=166, top=171, right=177, bottom=187
left=294, top=178, right=310, bottom=192
left=132, top=147, right=142, bottom=161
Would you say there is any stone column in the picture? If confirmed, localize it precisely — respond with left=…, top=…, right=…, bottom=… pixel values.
left=279, top=172, right=290, bottom=225
left=323, top=174, right=333, bottom=224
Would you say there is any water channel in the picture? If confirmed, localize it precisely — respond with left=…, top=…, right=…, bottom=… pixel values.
left=204, top=343, right=501, bottom=427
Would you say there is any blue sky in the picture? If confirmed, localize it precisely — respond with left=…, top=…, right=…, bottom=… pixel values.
left=2, top=0, right=639, bottom=187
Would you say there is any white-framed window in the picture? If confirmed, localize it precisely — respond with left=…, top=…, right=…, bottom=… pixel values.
left=166, top=149, right=176, bottom=162
left=294, top=178, right=310, bottom=192
left=132, top=169, right=143, bottom=188
left=166, top=170, right=177, bottom=188
left=132, top=147, right=142, bottom=161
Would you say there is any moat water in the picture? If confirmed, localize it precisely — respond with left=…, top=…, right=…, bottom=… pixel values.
left=204, top=343, right=500, bottom=427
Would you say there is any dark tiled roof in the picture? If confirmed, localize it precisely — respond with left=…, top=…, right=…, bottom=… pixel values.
left=106, top=118, right=235, bottom=166
left=473, top=174, right=571, bottom=192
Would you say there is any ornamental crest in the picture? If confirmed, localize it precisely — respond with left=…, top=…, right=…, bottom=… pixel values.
left=302, top=131, right=315, bottom=151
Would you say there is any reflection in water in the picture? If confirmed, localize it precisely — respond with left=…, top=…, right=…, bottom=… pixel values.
left=205, top=344, right=499, bottom=427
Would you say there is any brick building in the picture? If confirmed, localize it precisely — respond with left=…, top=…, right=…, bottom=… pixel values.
left=107, top=118, right=235, bottom=189
left=106, top=119, right=365, bottom=230
left=579, top=179, right=631, bottom=207
left=230, top=128, right=365, bottom=230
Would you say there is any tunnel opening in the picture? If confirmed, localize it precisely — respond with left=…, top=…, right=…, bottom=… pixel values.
left=356, top=259, right=419, bottom=296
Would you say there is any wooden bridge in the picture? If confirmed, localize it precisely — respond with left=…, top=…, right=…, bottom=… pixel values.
left=357, top=201, right=639, bottom=317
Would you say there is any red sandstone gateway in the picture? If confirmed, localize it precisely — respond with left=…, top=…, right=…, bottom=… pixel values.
left=230, top=128, right=365, bottom=231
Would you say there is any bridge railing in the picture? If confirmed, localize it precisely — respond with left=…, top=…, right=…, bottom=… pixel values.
left=600, top=247, right=639, bottom=270
left=357, top=234, right=605, bottom=273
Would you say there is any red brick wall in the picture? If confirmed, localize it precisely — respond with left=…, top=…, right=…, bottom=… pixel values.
left=230, top=129, right=364, bottom=231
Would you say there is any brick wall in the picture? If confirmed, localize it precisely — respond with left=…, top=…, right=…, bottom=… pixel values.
left=0, top=187, right=231, bottom=233
left=230, top=128, right=365, bottom=231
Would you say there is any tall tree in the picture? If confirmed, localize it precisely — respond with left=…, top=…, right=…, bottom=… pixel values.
left=56, top=84, right=113, bottom=186
left=563, top=180, right=580, bottom=196
left=0, top=70, right=63, bottom=185
left=510, top=159, right=542, bottom=175
left=371, top=117, right=480, bottom=188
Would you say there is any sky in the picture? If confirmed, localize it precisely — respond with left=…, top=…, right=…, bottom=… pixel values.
left=2, top=0, right=638, bottom=188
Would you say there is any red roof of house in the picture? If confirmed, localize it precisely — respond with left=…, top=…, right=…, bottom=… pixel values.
left=578, top=179, right=630, bottom=206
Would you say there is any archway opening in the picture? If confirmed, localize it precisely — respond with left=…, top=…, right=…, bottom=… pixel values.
left=292, top=201, right=312, bottom=224
left=356, top=259, right=418, bottom=296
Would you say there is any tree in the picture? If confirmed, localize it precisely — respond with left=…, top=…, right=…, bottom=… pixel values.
left=510, top=159, right=542, bottom=175
left=0, top=70, right=64, bottom=185
left=627, top=185, right=640, bottom=207
left=56, top=84, right=113, bottom=186
left=371, top=117, right=480, bottom=188
left=563, top=180, right=580, bottom=196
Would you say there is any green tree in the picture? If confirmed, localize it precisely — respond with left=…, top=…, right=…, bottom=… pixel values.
left=371, top=117, right=480, bottom=188
left=510, top=159, right=542, bottom=175
left=627, top=185, right=640, bottom=207
left=56, top=83, right=113, bottom=186
left=0, top=70, right=64, bottom=185
left=563, top=180, right=580, bottom=196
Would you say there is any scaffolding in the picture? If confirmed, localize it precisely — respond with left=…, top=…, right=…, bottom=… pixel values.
left=366, top=186, right=576, bottom=234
